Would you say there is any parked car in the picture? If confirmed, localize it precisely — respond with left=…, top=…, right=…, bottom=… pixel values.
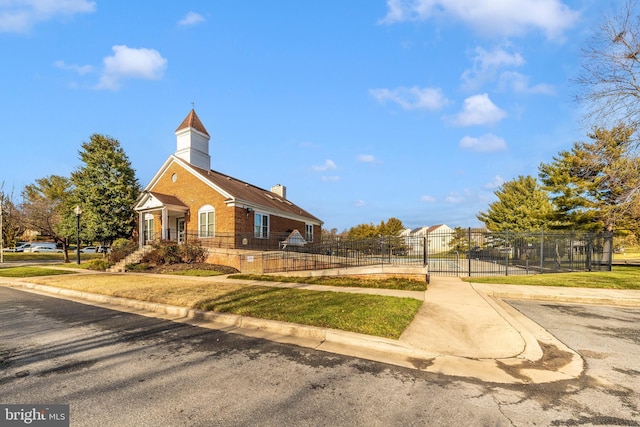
left=80, top=246, right=110, bottom=253
left=31, top=245, right=63, bottom=253
left=15, top=243, right=34, bottom=252
left=3, top=242, right=28, bottom=252
left=29, top=243, right=60, bottom=253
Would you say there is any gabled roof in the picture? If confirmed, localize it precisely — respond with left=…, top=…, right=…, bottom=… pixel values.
left=140, top=155, right=322, bottom=225
left=135, top=191, right=188, bottom=211
left=149, top=192, right=188, bottom=208
left=186, top=161, right=322, bottom=223
left=176, top=109, right=210, bottom=137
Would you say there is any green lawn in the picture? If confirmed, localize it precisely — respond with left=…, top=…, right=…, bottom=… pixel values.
left=1, top=252, right=102, bottom=262
left=228, top=274, right=427, bottom=291
left=195, top=286, right=421, bottom=338
left=4, top=270, right=421, bottom=339
left=0, top=266, right=77, bottom=277
left=463, top=265, right=640, bottom=290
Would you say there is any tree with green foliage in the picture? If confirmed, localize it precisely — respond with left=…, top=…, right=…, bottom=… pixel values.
left=347, top=222, right=378, bottom=239
left=477, top=175, right=553, bottom=232
left=378, top=217, right=405, bottom=236
left=538, top=123, right=640, bottom=233
left=449, top=227, right=469, bottom=253
left=71, top=134, right=141, bottom=249
left=22, top=175, right=75, bottom=262
left=347, top=217, right=406, bottom=239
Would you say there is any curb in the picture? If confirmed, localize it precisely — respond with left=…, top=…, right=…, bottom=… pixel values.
left=3, top=280, right=584, bottom=384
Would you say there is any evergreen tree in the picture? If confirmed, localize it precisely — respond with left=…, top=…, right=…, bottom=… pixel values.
left=379, top=217, right=405, bottom=236
left=71, top=134, right=141, bottom=248
left=477, top=175, right=552, bottom=232
left=538, top=123, right=640, bottom=233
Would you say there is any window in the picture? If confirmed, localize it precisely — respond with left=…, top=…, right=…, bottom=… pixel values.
left=305, top=224, right=314, bottom=242
left=254, top=212, right=269, bottom=238
left=198, top=205, right=215, bottom=237
left=144, top=214, right=155, bottom=242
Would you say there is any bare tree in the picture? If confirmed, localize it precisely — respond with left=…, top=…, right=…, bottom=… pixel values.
left=574, top=1, right=640, bottom=132
left=0, top=183, right=26, bottom=248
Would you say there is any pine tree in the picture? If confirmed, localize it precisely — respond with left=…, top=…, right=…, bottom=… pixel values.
left=71, top=134, right=141, bottom=248
left=538, top=123, right=640, bottom=233
left=477, top=175, right=552, bottom=232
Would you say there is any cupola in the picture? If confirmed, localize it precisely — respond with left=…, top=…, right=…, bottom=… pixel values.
left=175, top=109, right=211, bottom=170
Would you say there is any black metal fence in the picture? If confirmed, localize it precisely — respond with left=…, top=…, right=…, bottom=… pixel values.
left=260, top=228, right=613, bottom=276
left=425, top=228, right=613, bottom=277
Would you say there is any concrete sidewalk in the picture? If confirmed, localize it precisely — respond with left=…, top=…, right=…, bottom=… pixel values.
left=3, top=272, right=640, bottom=384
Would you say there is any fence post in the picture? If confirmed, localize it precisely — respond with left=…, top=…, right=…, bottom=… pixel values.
left=505, top=229, right=509, bottom=276
left=467, top=227, right=472, bottom=277
left=539, top=228, right=544, bottom=273
left=607, top=231, right=613, bottom=272
left=423, top=236, right=427, bottom=267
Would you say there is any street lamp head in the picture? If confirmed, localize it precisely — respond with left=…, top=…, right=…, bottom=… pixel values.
left=74, top=205, right=83, bottom=216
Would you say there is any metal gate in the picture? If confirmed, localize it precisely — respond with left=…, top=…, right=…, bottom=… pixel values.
left=425, top=228, right=613, bottom=277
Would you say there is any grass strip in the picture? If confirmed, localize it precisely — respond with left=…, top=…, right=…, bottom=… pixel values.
left=463, top=265, right=640, bottom=290
left=0, top=266, right=77, bottom=277
left=228, top=274, right=427, bottom=291
left=165, top=269, right=226, bottom=277
left=19, top=274, right=421, bottom=338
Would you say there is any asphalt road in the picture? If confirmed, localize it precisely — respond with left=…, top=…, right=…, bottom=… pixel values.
left=1, top=286, right=639, bottom=426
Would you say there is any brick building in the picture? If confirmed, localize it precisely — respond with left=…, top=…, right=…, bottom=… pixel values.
left=134, top=109, right=323, bottom=250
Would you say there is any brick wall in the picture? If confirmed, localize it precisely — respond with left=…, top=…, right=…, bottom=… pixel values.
left=149, top=160, right=321, bottom=246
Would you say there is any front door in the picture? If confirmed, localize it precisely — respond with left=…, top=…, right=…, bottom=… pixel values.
left=177, top=218, right=185, bottom=244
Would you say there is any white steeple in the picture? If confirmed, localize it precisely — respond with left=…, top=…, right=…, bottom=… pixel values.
left=174, top=109, right=211, bottom=170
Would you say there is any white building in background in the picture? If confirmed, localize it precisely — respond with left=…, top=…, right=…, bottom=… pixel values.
left=400, top=224, right=454, bottom=255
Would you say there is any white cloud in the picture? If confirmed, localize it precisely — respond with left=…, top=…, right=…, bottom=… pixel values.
left=357, top=154, right=376, bottom=163
left=0, top=0, right=96, bottom=33
left=321, top=176, right=340, bottom=182
left=178, top=11, right=205, bottom=27
left=53, top=60, right=94, bottom=75
left=462, top=46, right=524, bottom=90
left=354, top=200, right=367, bottom=207
left=445, top=192, right=465, bottom=204
left=370, top=86, right=450, bottom=111
left=95, top=45, right=168, bottom=91
left=379, top=0, right=580, bottom=40
left=451, top=93, right=506, bottom=126
left=311, top=159, right=337, bottom=172
left=484, top=175, right=505, bottom=189
left=421, top=195, right=436, bottom=203
left=499, top=71, right=555, bottom=95
left=459, top=133, right=507, bottom=152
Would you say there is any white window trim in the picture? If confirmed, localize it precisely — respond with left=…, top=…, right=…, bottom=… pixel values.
left=144, top=213, right=155, bottom=241
left=198, top=205, right=215, bottom=238
left=305, top=223, right=314, bottom=242
left=254, top=212, right=269, bottom=239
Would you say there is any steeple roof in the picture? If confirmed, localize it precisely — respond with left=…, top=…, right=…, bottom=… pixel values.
left=176, top=109, right=210, bottom=137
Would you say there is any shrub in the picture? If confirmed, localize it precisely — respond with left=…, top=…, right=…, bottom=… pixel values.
left=139, top=240, right=207, bottom=266
left=109, top=238, right=138, bottom=263
left=85, top=258, right=112, bottom=271
left=180, top=240, right=207, bottom=264
left=161, top=243, right=181, bottom=264
left=126, top=262, right=151, bottom=272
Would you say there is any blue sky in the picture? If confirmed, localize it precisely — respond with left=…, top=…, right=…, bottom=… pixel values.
left=0, top=0, right=621, bottom=232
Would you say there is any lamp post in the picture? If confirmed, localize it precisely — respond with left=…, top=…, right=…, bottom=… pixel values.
left=74, top=205, right=82, bottom=265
